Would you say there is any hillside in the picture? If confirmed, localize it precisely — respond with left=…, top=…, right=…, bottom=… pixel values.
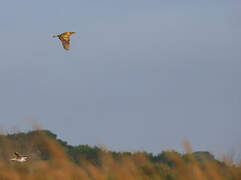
left=0, top=130, right=240, bottom=180
left=0, top=130, right=217, bottom=164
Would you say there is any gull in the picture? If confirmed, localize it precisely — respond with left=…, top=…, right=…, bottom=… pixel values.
left=10, top=152, right=29, bottom=162
left=52, top=32, right=75, bottom=50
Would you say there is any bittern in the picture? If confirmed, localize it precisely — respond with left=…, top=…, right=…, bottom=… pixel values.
left=52, top=32, right=75, bottom=50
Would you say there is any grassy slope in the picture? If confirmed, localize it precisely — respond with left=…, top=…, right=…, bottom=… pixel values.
left=0, top=130, right=240, bottom=180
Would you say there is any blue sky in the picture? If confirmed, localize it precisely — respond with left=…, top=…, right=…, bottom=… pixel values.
left=0, top=0, right=240, bottom=156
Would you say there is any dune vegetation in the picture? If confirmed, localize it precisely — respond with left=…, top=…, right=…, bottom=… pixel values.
left=0, top=130, right=240, bottom=180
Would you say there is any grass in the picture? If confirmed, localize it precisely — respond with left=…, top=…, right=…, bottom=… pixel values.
left=0, top=130, right=240, bottom=180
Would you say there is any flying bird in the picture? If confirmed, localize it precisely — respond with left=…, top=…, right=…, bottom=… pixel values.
left=52, top=32, right=75, bottom=50
left=10, top=152, right=29, bottom=162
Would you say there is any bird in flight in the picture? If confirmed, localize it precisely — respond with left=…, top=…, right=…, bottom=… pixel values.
left=52, top=32, right=75, bottom=50
left=10, top=152, right=29, bottom=162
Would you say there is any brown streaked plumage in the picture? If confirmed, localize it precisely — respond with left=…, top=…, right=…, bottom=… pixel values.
left=53, top=32, right=75, bottom=50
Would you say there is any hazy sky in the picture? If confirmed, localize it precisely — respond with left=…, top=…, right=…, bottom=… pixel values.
left=0, top=1, right=240, bottom=156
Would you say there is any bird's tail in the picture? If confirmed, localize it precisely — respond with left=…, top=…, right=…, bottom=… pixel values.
left=52, top=35, right=58, bottom=38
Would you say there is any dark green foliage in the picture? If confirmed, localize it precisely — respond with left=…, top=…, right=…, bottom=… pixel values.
left=112, top=151, right=132, bottom=161
left=192, top=151, right=215, bottom=162
left=149, top=151, right=181, bottom=167
left=68, top=145, right=102, bottom=165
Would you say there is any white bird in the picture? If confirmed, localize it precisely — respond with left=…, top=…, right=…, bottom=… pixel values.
left=10, top=152, right=29, bottom=162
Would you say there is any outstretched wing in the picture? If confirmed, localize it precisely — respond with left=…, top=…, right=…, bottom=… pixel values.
left=59, top=36, right=70, bottom=50
left=14, top=152, right=21, bottom=158
left=61, top=32, right=75, bottom=37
